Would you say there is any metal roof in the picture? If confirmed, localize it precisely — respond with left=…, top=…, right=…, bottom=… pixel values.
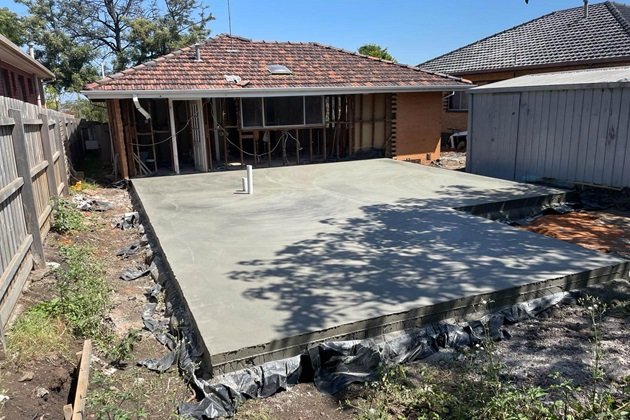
left=470, top=66, right=630, bottom=93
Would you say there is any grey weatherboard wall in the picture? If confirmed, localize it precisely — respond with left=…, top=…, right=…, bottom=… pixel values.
left=467, top=86, right=630, bottom=189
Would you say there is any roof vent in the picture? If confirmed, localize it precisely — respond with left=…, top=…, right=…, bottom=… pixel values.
left=583, top=0, right=589, bottom=18
left=194, top=43, right=202, bottom=61
left=267, top=64, right=292, bottom=75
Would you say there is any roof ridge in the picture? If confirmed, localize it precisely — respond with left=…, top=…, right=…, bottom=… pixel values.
left=607, top=1, right=630, bottom=36
left=418, top=3, right=591, bottom=68
left=306, top=40, right=468, bottom=83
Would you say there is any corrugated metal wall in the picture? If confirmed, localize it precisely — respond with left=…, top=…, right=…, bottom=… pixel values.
left=468, top=87, right=630, bottom=188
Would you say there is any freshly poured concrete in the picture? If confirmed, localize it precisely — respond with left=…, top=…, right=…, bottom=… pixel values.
left=132, top=159, right=627, bottom=372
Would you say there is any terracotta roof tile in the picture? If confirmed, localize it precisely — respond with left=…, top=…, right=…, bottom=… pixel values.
left=84, top=35, right=469, bottom=92
left=419, top=1, right=630, bottom=75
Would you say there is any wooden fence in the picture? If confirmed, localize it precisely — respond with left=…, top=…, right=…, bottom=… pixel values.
left=0, top=96, right=78, bottom=328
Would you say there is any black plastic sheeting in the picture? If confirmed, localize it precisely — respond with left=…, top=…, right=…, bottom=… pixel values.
left=167, top=291, right=576, bottom=418
left=119, top=265, right=150, bottom=281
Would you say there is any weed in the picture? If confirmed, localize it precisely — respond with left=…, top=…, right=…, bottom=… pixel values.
left=7, top=304, right=70, bottom=363
left=34, top=245, right=109, bottom=338
left=89, top=371, right=148, bottom=420
left=51, top=196, right=85, bottom=233
left=99, top=329, right=141, bottom=367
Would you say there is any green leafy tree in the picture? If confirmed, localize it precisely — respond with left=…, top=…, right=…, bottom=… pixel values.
left=0, top=7, right=28, bottom=45
left=358, top=44, right=396, bottom=62
left=63, top=97, right=108, bottom=122
left=18, top=0, right=213, bottom=94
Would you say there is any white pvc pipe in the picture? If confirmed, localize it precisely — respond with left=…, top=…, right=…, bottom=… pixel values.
left=242, top=177, right=248, bottom=193
left=246, top=165, right=253, bottom=195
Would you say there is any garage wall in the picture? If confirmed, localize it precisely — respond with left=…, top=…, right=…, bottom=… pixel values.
left=394, top=92, right=442, bottom=162
left=468, top=87, right=630, bottom=188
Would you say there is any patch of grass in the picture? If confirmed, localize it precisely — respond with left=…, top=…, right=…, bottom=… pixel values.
left=51, top=196, right=86, bottom=234
left=35, top=244, right=110, bottom=338
left=88, top=371, right=148, bottom=420
left=8, top=304, right=71, bottom=363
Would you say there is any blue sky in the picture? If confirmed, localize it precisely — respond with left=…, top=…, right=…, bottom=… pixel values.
left=5, top=0, right=606, bottom=65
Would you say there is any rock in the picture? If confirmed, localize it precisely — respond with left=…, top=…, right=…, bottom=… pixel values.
left=18, top=371, right=34, bottom=382
left=46, top=261, right=60, bottom=271
left=35, top=387, right=49, bottom=400
left=103, top=367, right=118, bottom=376
left=0, top=394, right=9, bottom=404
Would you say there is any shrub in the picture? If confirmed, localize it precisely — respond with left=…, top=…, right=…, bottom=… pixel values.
left=51, top=197, right=85, bottom=233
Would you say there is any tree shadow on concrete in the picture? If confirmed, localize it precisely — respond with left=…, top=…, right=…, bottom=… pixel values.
left=228, top=184, right=617, bottom=340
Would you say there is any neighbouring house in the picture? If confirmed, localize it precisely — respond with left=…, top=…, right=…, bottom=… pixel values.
left=81, top=35, right=470, bottom=178
left=419, top=1, right=630, bottom=139
left=0, top=33, right=54, bottom=106
left=467, top=66, right=630, bottom=189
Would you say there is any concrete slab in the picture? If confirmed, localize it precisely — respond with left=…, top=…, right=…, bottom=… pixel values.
left=132, top=159, right=628, bottom=373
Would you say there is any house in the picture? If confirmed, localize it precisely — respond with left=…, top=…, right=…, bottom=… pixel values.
left=419, top=1, right=630, bottom=138
left=82, top=35, right=470, bottom=178
left=0, top=33, right=54, bottom=106
left=467, top=66, right=630, bottom=189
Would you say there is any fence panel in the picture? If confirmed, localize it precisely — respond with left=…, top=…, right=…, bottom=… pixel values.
left=0, top=96, right=78, bottom=327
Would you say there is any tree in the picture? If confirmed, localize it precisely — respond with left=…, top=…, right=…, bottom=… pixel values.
left=0, top=7, right=28, bottom=46
left=358, top=44, right=395, bottom=62
left=18, top=0, right=214, bottom=94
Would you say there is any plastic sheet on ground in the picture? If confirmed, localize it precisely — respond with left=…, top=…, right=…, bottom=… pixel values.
left=119, top=265, right=150, bottom=281
left=172, top=291, right=576, bottom=418
left=72, top=195, right=113, bottom=212
left=178, top=355, right=302, bottom=419
left=309, top=291, right=575, bottom=395
left=114, top=212, right=140, bottom=230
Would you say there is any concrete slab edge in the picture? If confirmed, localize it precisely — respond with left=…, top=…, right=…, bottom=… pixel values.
left=211, top=261, right=629, bottom=374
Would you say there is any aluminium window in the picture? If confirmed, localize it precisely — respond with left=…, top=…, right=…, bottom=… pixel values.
left=447, top=91, right=468, bottom=111
left=240, top=96, right=324, bottom=129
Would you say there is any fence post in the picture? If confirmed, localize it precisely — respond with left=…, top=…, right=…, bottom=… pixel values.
left=9, top=108, right=46, bottom=268
left=57, top=116, right=70, bottom=194
left=39, top=113, right=58, bottom=198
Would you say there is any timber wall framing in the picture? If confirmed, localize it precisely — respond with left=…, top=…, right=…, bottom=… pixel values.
left=0, top=96, right=77, bottom=327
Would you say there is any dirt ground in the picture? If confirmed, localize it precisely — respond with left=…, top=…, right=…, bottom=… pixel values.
left=429, top=151, right=466, bottom=171
left=0, top=185, right=190, bottom=419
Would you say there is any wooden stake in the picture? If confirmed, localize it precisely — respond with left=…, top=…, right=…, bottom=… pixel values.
left=72, top=339, right=92, bottom=420
left=167, top=99, right=180, bottom=174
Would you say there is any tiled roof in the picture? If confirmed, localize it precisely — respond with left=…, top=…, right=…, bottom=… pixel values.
left=419, top=1, right=630, bottom=75
left=84, top=35, right=469, bottom=93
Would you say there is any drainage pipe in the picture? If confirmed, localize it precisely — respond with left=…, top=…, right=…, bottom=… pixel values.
left=132, top=95, right=151, bottom=121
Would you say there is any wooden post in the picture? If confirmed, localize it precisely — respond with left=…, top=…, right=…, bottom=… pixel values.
left=56, top=116, right=70, bottom=193
left=371, top=94, right=376, bottom=149
left=167, top=99, right=180, bottom=174
left=211, top=98, right=221, bottom=162
left=109, top=100, right=130, bottom=179
left=71, top=339, right=92, bottom=420
left=9, top=109, right=45, bottom=268
left=39, top=113, right=58, bottom=198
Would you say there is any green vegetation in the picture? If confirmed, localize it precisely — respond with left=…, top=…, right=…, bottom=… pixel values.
left=357, top=44, right=396, bottom=62
left=7, top=304, right=71, bottom=363
left=101, top=329, right=142, bottom=368
left=89, top=371, right=149, bottom=420
left=51, top=196, right=86, bottom=233
left=350, top=295, right=629, bottom=419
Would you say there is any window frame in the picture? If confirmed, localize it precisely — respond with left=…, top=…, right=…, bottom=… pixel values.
left=447, top=91, right=469, bottom=112
left=240, top=96, right=325, bottom=129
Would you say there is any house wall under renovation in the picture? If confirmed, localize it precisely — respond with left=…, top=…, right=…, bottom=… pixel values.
left=106, top=91, right=443, bottom=178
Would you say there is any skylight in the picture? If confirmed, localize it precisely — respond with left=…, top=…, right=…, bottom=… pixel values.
left=267, top=64, right=292, bottom=75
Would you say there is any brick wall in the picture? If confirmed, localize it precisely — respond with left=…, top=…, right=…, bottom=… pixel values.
left=393, top=92, right=442, bottom=163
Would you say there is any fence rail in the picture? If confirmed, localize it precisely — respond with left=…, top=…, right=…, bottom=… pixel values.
left=0, top=96, right=78, bottom=327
